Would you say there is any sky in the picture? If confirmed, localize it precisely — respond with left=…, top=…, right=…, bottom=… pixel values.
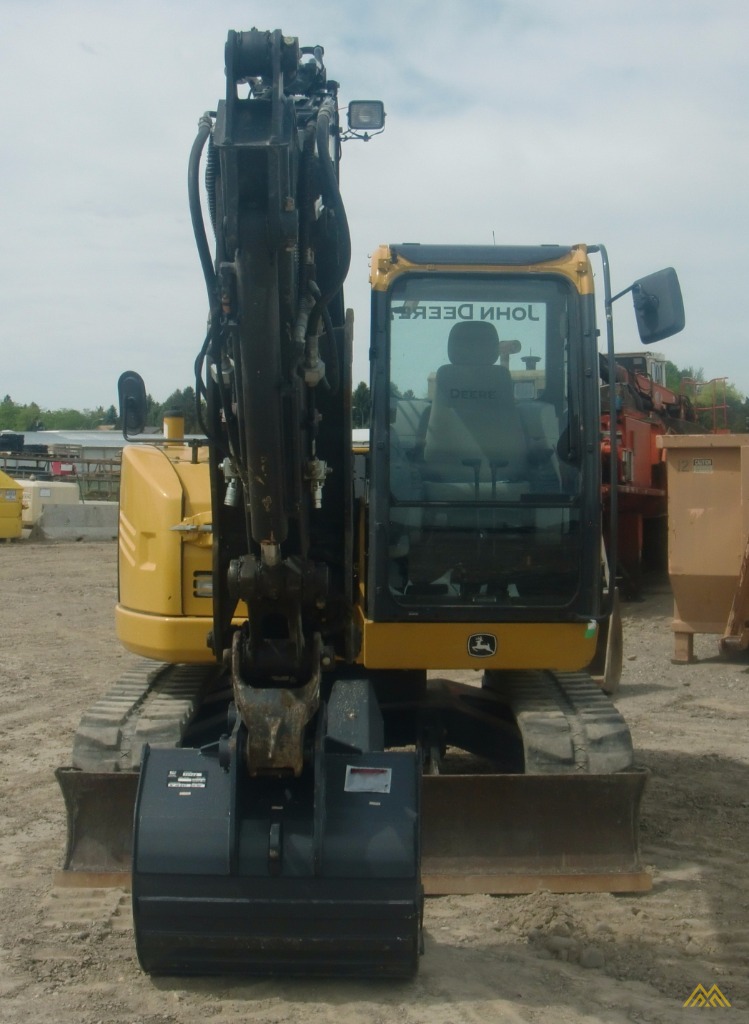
left=1, top=0, right=747, bottom=411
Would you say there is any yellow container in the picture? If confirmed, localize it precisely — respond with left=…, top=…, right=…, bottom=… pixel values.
left=658, top=434, right=749, bottom=657
left=0, top=469, right=23, bottom=539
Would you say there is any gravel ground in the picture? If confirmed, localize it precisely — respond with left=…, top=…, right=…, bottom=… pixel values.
left=1, top=540, right=747, bottom=1023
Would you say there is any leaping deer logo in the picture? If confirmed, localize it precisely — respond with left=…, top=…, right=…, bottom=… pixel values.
left=468, top=633, right=497, bottom=657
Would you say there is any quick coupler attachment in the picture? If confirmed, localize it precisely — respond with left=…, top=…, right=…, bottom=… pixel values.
left=132, top=739, right=422, bottom=977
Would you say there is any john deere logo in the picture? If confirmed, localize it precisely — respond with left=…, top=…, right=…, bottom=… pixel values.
left=683, top=984, right=731, bottom=1008
left=468, top=633, right=497, bottom=658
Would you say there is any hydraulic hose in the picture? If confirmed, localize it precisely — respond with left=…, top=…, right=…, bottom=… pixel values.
left=305, top=103, right=348, bottom=395
left=309, top=280, right=340, bottom=394
left=315, top=104, right=351, bottom=302
left=188, top=113, right=218, bottom=311
left=193, top=331, right=212, bottom=438
left=204, top=134, right=218, bottom=236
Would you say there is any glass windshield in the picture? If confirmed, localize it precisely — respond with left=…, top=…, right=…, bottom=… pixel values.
left=387, top=273, right=582, bottom=609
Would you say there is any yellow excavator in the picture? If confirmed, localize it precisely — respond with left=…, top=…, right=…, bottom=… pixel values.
left=56, top=28, right=685, bottom=977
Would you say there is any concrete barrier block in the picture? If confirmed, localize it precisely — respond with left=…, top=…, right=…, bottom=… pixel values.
left=39, top=502, right=118, bottom=541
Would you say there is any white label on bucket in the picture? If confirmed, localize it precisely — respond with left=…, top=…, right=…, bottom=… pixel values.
left=167, top=769, right=207, bottom=791
left=693, top=458, right=713, bottom=473
left=344, top=765, right=392, bottom=794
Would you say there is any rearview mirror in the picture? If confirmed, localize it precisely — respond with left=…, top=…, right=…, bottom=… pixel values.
left=632, top=267, right=685, bottom=344
left=118, top=370, right=147, bottom=437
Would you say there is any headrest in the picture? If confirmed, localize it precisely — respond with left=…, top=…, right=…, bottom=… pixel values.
left=447, top=322, right=500, bottom=366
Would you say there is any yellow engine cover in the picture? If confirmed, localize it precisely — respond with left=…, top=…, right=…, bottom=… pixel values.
left=116, top=443, right=219, bottom=663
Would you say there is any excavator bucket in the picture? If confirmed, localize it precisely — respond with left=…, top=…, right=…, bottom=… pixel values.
left=130, top=741, right=422, bottom=977
left=55, top=768, right=137, bottom=887
left=421, top=770, right=650, bottom=894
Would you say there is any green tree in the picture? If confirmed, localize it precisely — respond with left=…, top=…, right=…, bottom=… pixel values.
left=0, top=395, right=18, bottom=430
left=21, top=402, right=44, bottom=431
left=144, top=393, right=162, bottom=428
left=692, top=379, right=745, bottom=433
left=44, top=408, right=88, bottom=429
left=158, top=387, right=202, bottom=433
left=663, top=363, right=746, bottom=433
left=181, top=386, right=201, bottom=434
left=352, top=381, right=371, bottom=428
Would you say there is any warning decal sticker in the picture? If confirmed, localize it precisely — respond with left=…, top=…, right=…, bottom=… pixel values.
left=344, top=765, right=392, bottom=794
left=167, top=769, right=207, bottom=791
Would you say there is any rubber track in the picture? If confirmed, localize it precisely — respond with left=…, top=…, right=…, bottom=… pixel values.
left=71, top=660, right=219, bottom=772
left=70, top=664, right=633, bottom=777
left=482, top=670, right=634, bottom=774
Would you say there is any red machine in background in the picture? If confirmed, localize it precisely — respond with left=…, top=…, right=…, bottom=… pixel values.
left=601, top=351, right=708, bottom=595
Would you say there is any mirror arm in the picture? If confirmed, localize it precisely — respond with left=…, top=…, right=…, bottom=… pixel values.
left=588, top=243, right=617, bottom=617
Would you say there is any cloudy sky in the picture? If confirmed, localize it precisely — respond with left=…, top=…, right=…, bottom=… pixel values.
left=1, top=0, right=747, bottom=410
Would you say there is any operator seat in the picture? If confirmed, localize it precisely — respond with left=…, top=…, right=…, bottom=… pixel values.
left=422, top=321, right=528, bottom=498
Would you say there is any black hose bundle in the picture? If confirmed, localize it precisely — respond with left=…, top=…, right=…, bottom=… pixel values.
left=188, top=113, right=218, bottom=312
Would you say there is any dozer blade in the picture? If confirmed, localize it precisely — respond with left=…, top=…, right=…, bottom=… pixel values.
left=55, top=768, right=649, bottom=895
left=55, top=767, right=138, bottom=887
left=421, top=769, right=650, bottom=895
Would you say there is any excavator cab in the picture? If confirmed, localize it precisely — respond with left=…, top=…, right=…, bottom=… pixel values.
left=370, top=248, right=590, bottom=624
left=362, top=245, right=605, bottom=669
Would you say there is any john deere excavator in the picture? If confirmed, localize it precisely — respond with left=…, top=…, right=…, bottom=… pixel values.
left=56, top=28, right=686, bottom=977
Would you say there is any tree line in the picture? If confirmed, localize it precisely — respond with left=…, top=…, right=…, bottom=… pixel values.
left=2, top=364, right=749, bottom=436
left=0, top=387, right=204, bottom=435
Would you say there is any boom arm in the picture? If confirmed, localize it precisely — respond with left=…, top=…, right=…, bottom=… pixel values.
left=190, top=30, right=353, bottom=771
